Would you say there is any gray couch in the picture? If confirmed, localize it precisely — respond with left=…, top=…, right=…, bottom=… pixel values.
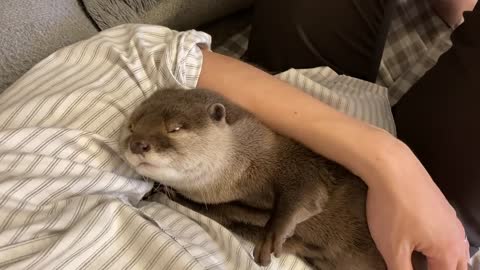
left=0, top=0, right=97, bottom=91
left=0, top=0, right=252, bottom=92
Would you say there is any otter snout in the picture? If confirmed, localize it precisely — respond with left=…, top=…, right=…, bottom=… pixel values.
left=127, top=133, right=172, bottom=155
left=129, top=140, right=151, bottom=154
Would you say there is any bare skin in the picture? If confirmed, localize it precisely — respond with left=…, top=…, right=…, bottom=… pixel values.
left=431, top=0, right=477, bottom=27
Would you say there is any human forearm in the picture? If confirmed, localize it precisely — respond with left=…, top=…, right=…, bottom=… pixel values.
left=431, top=0, right=477, bottom=27
left=197, top=49, right=402, bottom=187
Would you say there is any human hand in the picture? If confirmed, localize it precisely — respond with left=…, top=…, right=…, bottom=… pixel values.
left=365, top=142, right=469, bottom=270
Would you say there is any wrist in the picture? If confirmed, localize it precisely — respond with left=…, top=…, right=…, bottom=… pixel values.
left=354, top=129, right=413, bottom=189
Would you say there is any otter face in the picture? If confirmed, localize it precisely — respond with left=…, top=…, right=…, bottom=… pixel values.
left=120, top=89, right=234, bottom=189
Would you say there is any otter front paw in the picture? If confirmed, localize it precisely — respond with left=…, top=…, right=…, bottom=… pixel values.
left=253, top=225, right=290, bottom=266
left=253, top=232, right=276, bottom=266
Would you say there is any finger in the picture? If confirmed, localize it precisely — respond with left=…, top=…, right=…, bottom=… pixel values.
left=457, top=238, right=470, bottom=270
left=386, top=248, right=414, bottom=270
left=465, top=237, right=471, bottom=259
left=457, top=259, right=468, bottom=270
left=428, top=255, right=458, bottom=270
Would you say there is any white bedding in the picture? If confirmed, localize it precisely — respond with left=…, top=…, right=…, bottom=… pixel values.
left=0, top=24, right=474, bottom=270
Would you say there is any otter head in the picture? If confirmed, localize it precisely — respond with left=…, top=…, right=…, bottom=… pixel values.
left=120, top=89, right=237, bottom=189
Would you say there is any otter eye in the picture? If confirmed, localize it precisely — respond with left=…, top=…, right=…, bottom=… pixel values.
left=128, top=123, right=134, bottom=132
left=168, top=125, right=182, bottom=133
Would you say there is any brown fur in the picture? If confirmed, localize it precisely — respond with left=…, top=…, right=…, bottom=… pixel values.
left=120, top=88, right=386, bottom=270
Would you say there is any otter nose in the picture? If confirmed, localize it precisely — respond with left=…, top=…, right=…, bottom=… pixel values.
left=129, top=140, right=151, bottom=154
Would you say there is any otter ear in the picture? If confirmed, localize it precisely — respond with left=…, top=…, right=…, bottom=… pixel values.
left=207, top=103, right=226, bottom=122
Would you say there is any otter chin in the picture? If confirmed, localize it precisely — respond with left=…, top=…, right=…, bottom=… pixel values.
left=123, top=150, right=175, bottom=177
left=119, top=88, right=386, bottom=270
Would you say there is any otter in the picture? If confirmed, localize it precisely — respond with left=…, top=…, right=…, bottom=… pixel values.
left=120, top=88, right=386, bottom=270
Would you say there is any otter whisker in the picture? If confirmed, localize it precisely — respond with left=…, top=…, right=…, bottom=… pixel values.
left=199, top=187, right=209, bottom=210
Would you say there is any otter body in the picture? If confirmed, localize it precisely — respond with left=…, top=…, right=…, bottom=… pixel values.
left=120, top=88, right=385, bottom=270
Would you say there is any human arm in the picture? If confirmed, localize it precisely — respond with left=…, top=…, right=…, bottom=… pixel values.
left=431, top=0, right=477, bottom=27
left=197, top=49, right=469, bottom=270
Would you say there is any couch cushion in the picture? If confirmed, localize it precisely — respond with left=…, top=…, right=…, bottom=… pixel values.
left=82, top=0, right=253, bottom=31
left=0, top=0, right=98, bottom=92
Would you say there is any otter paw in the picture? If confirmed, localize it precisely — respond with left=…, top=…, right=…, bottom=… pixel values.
left=253, top=230, right=285, bottom=266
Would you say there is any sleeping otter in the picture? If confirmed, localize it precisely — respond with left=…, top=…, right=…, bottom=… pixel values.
left=120, top=88, right=386, bottom=270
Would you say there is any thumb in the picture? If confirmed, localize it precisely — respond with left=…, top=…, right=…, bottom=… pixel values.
left=385, top=247, right=414, bottom=270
